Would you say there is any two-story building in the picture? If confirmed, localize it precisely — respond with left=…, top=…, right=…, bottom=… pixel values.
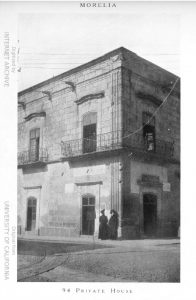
left=17, top=47, right=180, bottom=239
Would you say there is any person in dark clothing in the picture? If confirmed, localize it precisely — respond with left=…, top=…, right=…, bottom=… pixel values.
left=98, top=209, right=108, bottom=240
left=108, top=209, right=119, bottom=240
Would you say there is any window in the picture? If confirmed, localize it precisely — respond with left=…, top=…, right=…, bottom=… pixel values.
left=82, top=112, right=97, bottom=154
left=142, top=112, right=155, bottom=152
left=29, top=128, right=40, bottom=161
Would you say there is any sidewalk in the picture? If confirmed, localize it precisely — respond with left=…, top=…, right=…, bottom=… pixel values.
left=18, top=234, right=180, bottom=249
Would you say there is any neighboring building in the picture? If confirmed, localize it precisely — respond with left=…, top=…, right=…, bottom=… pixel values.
left=17, top=47, right=180, bottom=239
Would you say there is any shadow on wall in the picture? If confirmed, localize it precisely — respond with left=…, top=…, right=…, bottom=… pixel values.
left=122, top=194, right=140, bottom=239
left=69, top=158, right=110, bottom=169
left=23, top=166, right=48, bottom=174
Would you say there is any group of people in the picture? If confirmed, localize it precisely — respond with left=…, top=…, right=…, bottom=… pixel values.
left=98, top=209, right=119, bottom=240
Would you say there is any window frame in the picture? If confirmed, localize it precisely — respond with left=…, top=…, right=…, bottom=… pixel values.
left=29, top=127, right=40, bottom=161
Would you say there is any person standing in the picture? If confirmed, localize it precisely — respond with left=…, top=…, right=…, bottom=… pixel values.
left=108, top=209, right=119, bottom=240
left=98, top=209, right=108, bottom=240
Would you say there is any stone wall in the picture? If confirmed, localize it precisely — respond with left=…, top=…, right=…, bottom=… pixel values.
left=17, top=155, right=122, bottom=237
left=121, top=49, right=180, bottom=161
left=18, top=54, right=123, bottom=161
left=121, top=159, right=180, bottom=238
left=18, top=47, right=180, bottom=239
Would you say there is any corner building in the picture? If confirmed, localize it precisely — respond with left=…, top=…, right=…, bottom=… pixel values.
left=17, top=47, right=180, bottom=239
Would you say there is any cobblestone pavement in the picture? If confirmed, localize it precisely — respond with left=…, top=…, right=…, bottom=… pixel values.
left=61, top=244, right=180, bottom=282
left=18, top=238, right=180, bottom=282
left=18, top=255, right=67, bottom=281
left=20, top=263, right=126, bottom=282
left=17, top=255, right=44, bottom=270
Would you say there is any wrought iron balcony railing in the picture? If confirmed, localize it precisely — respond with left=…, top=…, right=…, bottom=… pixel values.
left=18, top=147, right=48, bottom=166
left=123, top=132, right=174, bottom=158
left=61, top=131, right=122, bottom=158
left=61, top=130, right=174, bottom=159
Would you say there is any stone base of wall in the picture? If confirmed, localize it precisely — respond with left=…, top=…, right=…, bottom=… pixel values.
left=39, top=227, right=79, bottom=238
left=17, top=226, right=80, bottom=238
left=158, top=221, right=179, bottom=237
left=121, top=223, right=179, bottom=239
left=122, top=225, right=140, bottom=239
left=17, top=224, right=179, bottom=239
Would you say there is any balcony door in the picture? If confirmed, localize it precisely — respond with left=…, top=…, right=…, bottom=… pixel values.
left=83, top=112, right=97, bottom=154
left=143, top=112, right=156, bottom=152
left=143, top=125, right=155, bottom=151
left=30, top=128, right=40, bottom=161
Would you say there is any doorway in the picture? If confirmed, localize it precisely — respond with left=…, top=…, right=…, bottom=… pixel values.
left=143, top=124, right=156, bottom=152
left=26, top=197, right=37, bottom=231
left=143, top=193, right=157, bottom=236
left=82, top=195, right=96, bottom=235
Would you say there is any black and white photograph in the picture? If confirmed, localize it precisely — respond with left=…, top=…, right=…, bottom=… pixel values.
left=0, top=0, right=196, bottom=298
left=16, top=4, right=180, bottom=283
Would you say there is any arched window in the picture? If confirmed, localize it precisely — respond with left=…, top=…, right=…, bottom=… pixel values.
left=82, top=112, right=97, bottom=154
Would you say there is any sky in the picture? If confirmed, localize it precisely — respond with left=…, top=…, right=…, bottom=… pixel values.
left=18, top=12, right=180, bottom=91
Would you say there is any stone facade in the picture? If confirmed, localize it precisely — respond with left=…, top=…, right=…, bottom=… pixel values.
left=17, top=47, right=180, bottom=239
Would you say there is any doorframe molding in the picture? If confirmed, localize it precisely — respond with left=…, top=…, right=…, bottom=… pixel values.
left=139, top=186, right=162, bottom=237
left=23, top=185, right=42, bottom=235
left=75, top=181, right=102, bottom=237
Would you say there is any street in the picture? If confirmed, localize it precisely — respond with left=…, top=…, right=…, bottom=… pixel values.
left=18, top=237, right=180, bottom=282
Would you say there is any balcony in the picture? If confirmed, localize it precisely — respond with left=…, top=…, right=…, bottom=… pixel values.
left=61, top=131, right=122, bottom=159
left=61, top=130, right=174, bottom=160
left=18, top=148, right=48, bottom=168
left=123, top=132, right=174, bottom=159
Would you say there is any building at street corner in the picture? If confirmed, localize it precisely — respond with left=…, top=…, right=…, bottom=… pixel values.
left=17, top=47, right=180, bottom=239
